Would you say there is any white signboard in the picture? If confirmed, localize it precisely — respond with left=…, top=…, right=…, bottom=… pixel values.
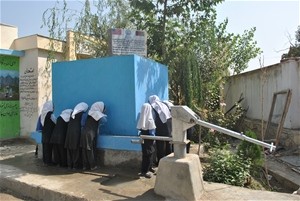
left=109, top=28, right=147, bottom=57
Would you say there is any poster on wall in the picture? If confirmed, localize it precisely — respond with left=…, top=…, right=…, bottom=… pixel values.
left=108, top=28, right=147, bottom=57
left=0, top=55, right=20, bottom=138
left=0, top=70, right=19, bottom=100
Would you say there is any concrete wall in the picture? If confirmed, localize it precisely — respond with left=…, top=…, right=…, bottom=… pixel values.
left=242, top=118, right=300, bottom=150
left=52, top=55, right=168, bottom=151
left=1, top=25, right=54, bottom=137
left=19, top=49, right=38, bottom=136
left=0, top=24, right=18, bottom=49
left=134, top=55, right=169, bottom=115
left=1, top=24, right=91, bottom=138
left=13, top=35, right=64, bottom=52
left=225, top=58, right=300, bottom=129
left=0, top=55, right=20, bottom=138
left=15, top=36, right=64, bottom=137
left=0, top=24, right=23, bottom=139
left=19, top=48, right=64, bottom=137
left=224, top=58, right=300, bottom=149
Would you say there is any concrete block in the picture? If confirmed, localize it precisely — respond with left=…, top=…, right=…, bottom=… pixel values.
left=154, top=153, right=204, bottom=201
left=97, top=149, right=141, bottom=169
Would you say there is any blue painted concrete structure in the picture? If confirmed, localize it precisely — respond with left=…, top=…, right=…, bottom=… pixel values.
left=52, top=55, right=168, bottom=151
left=0, top=49, right=25, bottom=57
left=31, top=131, right=41, bottom=144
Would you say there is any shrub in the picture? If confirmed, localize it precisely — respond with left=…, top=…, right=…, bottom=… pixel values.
left=201, top=104, right=247, bottom=149
left=237, top=130, right=263, bottom=167
left=203, top=147, right=251, bottom=187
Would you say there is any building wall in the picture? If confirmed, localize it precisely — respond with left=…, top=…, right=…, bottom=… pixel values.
left=19, top=49, right=39, bottom=136
left=13, top=35, right=64, bottom=53
left=225, top=59, right=300, bottom=129
left=0, top=24, right=24, bottom=139
left=0, top=55, right=20, bottom=138
left=19, top=48, right=64, bottom=137
left=0, top=24, right=18, bottom=49
left=242, top=118, right=300, bottom=150
left=224, top=58, right=300, bottom=149
left=1, top=23, right=86, bottom=139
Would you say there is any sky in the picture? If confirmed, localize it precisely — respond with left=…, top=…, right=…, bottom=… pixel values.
left=1, top=0, right=299, bottom=72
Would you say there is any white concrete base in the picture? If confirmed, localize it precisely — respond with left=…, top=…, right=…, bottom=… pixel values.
left=97, top=149, right=141, bottom=168
left=154, top=153, right=204, bottom=201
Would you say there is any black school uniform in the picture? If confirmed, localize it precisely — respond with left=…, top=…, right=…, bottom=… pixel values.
left=153, top=109, right=172, bottom=163
left=64, top=112, right=84, bottom=169
left=140, top=129, right=155, bottom=174
left=186, top=126, right=195, bottom=153
left=42, top=112, right=56, bottom=165
left=80, top=116, right=99, bottom=170
left=50, top=116, right=69, bottom=167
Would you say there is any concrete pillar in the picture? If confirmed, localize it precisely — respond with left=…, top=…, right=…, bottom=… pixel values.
left=154, top=154, right=204, bottom=201
left=172, top=118, right=187, bottom=159
left=66, top=30, right=76, bottom=61
left=154, top=106, right=204, bottom=200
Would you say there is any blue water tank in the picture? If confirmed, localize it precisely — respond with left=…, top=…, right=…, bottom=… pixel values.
left=52, top=54, right=168, bottom=151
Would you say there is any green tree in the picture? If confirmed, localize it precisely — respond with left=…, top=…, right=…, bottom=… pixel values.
left=129, top=0, right=261, bottom=111
left=42, top=0, right=132, bottom=58
left=43, top=0, right=261, bottom=113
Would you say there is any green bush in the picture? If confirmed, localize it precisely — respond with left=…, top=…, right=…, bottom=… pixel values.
left=237, top=130, right=263, bottom=167
left=203, top=147, right=251, bottom=187
left=201, top=104, right=247, bottom=149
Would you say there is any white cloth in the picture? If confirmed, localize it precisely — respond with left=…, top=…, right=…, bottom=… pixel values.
left=88, top=101, right=107, bottom=121
left=148, top=95, right=160, bottom=105
left=163, top=100, right=174, bottom=110
left=40, top=101, right=54, bottom=126
left=137, top=103, right=156, bottom=130
left=71, top=102, right=88, bottom=119
left=60, top=109, right=73, bottom=122
left=148, top=95, right=171, bottom=123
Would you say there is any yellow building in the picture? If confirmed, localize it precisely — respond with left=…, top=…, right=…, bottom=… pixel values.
left=0, top=23, right=91, bottom=139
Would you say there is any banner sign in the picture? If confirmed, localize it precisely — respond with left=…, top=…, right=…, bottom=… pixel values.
left=108, top=28, right=147, bottom=57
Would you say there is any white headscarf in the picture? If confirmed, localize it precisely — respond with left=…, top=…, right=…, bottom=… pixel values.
left=71, top=102, right=88, bottom=119
left=148, top=95, right=171, bottom=123
left=60, top=109, right=73, bottom=122
left=40, top=101, right=53, bottom=126
left=88, top=101, right=107, bottom=121
left=163, top=100, right=174, bottom=110
left=137, top=103, right=156, bottom=130
left=148, top=95, right=160, bottom=105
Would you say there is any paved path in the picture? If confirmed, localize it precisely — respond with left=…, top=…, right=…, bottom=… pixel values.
left=0, top=138, right=299, bottom=201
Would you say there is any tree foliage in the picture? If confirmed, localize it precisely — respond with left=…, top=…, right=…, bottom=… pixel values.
left=42, top=0, right=133, bottom=58
left=237, top=130, right=263, bottom=167
left=43, top=0, right=261, bottom=113
left=129, top=0, right=261, bottom=111
left=282, top=25, right=300, bottom=59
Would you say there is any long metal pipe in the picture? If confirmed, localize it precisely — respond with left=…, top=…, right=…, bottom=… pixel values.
left=195, top=119, right=276, bottom=152
left=134, top=110, right=276, bottom=152
left=140, top=135, right=172, bottom=141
